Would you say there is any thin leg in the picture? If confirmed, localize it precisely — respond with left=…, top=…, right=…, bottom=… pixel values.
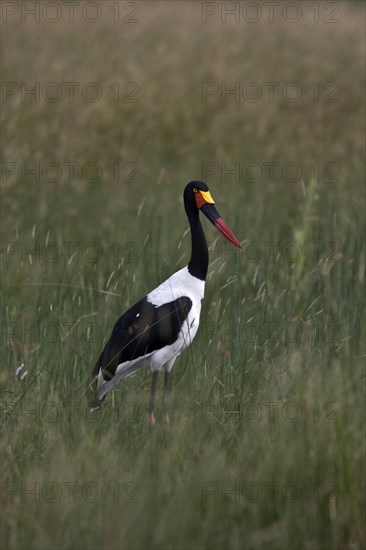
left=147, top=371, right=158, bottom=429
left=162, top=370, right=170, bottom=425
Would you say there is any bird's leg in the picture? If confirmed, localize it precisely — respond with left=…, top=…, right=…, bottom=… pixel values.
left=147, top=371, right=158, bottom=429
left=162, top=370, right=170, bottom=425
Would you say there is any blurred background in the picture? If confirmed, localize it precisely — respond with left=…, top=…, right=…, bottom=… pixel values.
left=1, top=2, right=365, bottom=549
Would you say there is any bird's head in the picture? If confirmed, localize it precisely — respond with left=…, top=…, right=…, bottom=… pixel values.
left=184, top=181, right=241, bottom=248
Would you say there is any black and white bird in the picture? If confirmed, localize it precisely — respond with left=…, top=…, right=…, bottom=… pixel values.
left=89, top=181, right=241, bottom=426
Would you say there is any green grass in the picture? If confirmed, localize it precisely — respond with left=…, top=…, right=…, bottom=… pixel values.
left=1, top=2, right=365, bottom=549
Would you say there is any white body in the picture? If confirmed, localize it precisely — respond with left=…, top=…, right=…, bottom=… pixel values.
left=97, top=267, right=205, bottom=400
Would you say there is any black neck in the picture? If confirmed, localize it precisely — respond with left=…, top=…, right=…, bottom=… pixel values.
left=186, top=207, right=208, bottom=281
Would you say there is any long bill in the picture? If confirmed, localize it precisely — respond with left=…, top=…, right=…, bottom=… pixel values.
left=200, top=203, right=241, bottom=248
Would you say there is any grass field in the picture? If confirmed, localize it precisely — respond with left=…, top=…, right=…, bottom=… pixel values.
left=1, top=2, right=365, bottom=549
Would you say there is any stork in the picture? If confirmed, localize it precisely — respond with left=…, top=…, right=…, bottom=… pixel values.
left=89, top=181, right=241, bottom=427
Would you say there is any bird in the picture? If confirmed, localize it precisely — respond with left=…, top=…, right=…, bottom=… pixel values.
left=88, top=181, right=241, bottom=427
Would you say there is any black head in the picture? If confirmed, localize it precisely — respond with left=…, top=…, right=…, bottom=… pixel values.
left=183, top=181, right=241, bottom=248
left=183, top=181, right=210, bottom=209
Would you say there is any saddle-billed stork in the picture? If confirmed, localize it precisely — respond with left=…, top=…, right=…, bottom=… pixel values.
left=89, top=181, right=241, bottom=426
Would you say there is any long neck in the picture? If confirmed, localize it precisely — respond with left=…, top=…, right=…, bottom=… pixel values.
left=187, top=207, right=209, bottom=281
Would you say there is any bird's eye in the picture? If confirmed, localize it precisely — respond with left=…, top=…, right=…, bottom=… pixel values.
left=193, top=188, right=198, bottom=193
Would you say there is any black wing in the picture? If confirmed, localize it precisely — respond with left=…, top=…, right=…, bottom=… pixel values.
left=92, top=296, right=192, bottom=382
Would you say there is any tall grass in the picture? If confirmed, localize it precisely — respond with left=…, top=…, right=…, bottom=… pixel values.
left=1, top=2, right=365, bottom=549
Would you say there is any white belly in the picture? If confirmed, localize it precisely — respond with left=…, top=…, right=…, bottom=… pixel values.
left=150, top=300, right=201, bottom=371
